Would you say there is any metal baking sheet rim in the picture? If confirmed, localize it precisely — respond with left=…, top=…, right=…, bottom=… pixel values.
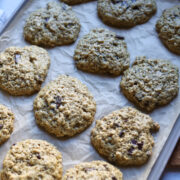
left=0, top=1, right=179, bottom=179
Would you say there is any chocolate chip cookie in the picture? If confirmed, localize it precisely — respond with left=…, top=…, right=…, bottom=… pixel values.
left=74, top=28, right=130, bottom=76
left=24, top=2, right=80, bottom=47
left=156, top=5, right=180, bottom=55
left=91, top=107, right=160, bottom=166
left=61, top=0, right=94, bottom=5
left=120, top=56, right=179, bottom=112
left=0, top=105, right=14, bottom=145
left=0, top=46, right=50, bottom=96
left=34, top=75, right=96, bottom=138
left=63, top=161, right=123, bottom=180
left=1, top=139, right=62, bottom=180
left=98, top=0, right=157, bottom=28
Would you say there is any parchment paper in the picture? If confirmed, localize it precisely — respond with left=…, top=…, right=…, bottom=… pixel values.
left=0, top=0, right=180, bottom=179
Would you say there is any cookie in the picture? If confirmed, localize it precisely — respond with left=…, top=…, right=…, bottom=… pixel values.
left=1, top=139, right=62, bottom=180
left=63, top=160, right=123, bottom=180
left=61, top=0, right=94, bottom=5
left=24, top=2, right=80, bottom=47
left=156, top=5, right=180, bottom=55
left=34, top=75, right=96, bottom=138
left=74, top=28, right=130, bottom=76
left=97, top=0, right=157, bottom=28
left=0, top=105, right=14, bottom=145
left=91, top=107, right=160, bottom=166
left=120, top=56, right=179, bottom=112
left=0, top=46, right=50, bottom=96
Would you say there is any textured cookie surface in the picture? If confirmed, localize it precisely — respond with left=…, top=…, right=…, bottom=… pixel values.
left=156, top=5, right=180, bottom=55
left=34, top=75, right=96, bottom=137
left=74, top=28, right=129, bottom=76
left=120, top=56, right=179, bottom=112
left=0, top=46, right=50, bottom=96
left=0, top=105, right=14, bottom=145
left=91, top=107, right=159, bottom=166
left=63, top=160, right=123, bottom=180
left=61, top=0, right=94, bottom=5
left=1, top=139, right=62, bottom=180
left=98, top=0, right=157, bottom=27
left=24, top=2, right=80, bottom=47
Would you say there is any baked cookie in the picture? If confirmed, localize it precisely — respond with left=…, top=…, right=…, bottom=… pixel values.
left=156, top=5, right=180, bottom=55
left=120, top=56, right=179, bottom=112
left=61, top=0, right=94, bottom=5
left=1, top=139, right=62, bottom=180
left=34, top=75, right=96, bottom=138
left=24, top=2, right=80, bottom=47
left=0, top=46, right=50, bottom=96
left=97, top=0, right=157, bottom=28
left=74, top=28, right=129, bottom=76
left=63, top=160, right=123, bottom=180
left=0, top=105, right=14, bottom=145
left=91, top=107, right=160, bottom=166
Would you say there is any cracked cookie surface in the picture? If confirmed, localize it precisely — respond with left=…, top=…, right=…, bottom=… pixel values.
left=34, top=75, right=96, bottom=138
left=24, top=2, right=80, bottom=47
left=156, top=5, right=180, bottom=55
left=120, top=56, right=179, bottom=112
left=98, top=0, right=157, bottom=27
left=61, top=0, right=94, bottom=5
left=91, top=107, right=159, bottom=166
left=0, top=46, right=50, bottom=96
left=63, top=160, right=123, bottom=180
left=74, top=28, right=129, bottom=76
left=1, top=139, right=62, bottom=180
left=0, top=105, right=14, bottom=145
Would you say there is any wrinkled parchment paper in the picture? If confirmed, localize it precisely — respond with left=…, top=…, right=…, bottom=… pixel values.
left=0, top=0, right=180, bottom=179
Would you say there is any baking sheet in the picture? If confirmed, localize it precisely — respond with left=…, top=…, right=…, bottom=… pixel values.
left=0, top=0, right=179, bottom=180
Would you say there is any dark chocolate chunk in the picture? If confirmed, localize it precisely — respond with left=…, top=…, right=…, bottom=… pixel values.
left=14, top=54, right=21, bottom=64
left=137, top=142, right=143, bottom=150
left=128, top=146, right=134, bottom=155
left=111, top=0, right=122, bottom=4
left=0, top=124, right=3, bottom=130
left=131, top=139, right=137, bottom=145
left=119, top=130, right=125, bottom=137
left=54, top=96, right=62, bottom=109
left=44, top=17, right=49, bottom=22
left=115, top=35, right=125, bottom=40
left=12, top=143, right=16, bottom=146
left=112, top=177, right=117, bottom=180
left=36, top=154, right=41, bottom=159
left=132, top=5, right=139, bottom=10
left=113, top=122, right=120, bottom=128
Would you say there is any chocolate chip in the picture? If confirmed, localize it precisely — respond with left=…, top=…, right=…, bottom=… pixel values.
left=119, top=130, right=125, bottom=137
left=14, top=54, right=21, bottom=64
left=112, top=177, right=117, bottom=180
left=44, top=17, right=49, bottom=22
left=54, top=96, right=62, bottom=109
left=115, top=35, right=125, bottom=40
left=128, top=146, right=134, bottom=155
left=132, top=5, right=139, bottom=10
left=36, top=154, right=41, bottom=159
left=131, top=139, right=137, bottom=145
left=12, top=143, right=16, bottom=146
left=111, top=0, right=122, bottom=4
left=113, top=122, right=120, bottom=128
left=0, top=124, right=3, bottom=130
left=137, top=142, right=143, bottom=150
